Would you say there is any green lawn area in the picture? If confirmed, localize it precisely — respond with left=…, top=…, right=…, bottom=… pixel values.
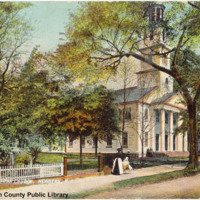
left=35, top=153, right=98, bottom=170
left=37, top=152, right=68, bottom=163
left=37, top=152, right=97, bottom=163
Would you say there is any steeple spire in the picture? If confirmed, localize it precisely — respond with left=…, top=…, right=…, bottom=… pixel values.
left=138, top=3, right=173, bottom=95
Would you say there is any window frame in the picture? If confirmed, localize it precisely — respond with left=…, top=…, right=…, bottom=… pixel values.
left=122, top=131, right=128, bottom=147
left=106, top=134, right=112, bottom=148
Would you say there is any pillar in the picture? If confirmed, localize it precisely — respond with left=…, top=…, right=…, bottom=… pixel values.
left=169, top=111, right=173, bottom=151
left=161, top=109, right=165, bottom=152
left=150, top=106, right=154, bottom=150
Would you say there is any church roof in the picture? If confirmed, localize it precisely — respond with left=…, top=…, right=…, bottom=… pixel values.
left=152, top=92, right=176, bottom=104
left=115, top=86, right=157, bottom=104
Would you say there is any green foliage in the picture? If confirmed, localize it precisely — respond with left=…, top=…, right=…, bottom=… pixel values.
left=0, top=2, right=33, bottom=93
left=0, top=48, right=69, bottom=152
left=68, top=160, right=98, bottom=170
left=0, top=133, right=15, bottom=165
left=14, top=153, right=30, bottom=165
left=37, top=153, right=66, bottom=164
left=22, top=134, right=46, bottom=164
left=175, top=49, right=200, bottom=94
left=54, top=85, right=120, bottom=141
left=65, top=2, right=200, bottom=169
left=172, top=50, right=200, bottom=137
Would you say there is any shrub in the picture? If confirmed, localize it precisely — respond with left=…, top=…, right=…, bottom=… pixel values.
left=15, top=153, right=30, bottom=165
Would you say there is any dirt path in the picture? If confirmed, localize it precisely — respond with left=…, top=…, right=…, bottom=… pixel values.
left=87, top=173, right=200, bottom=199
left=0, top=164, right=185, bottom=199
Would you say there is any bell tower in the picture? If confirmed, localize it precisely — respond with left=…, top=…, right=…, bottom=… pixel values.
left=144, top=4, right=165, bottom=47
left=137, top=4, right=173, bottom=96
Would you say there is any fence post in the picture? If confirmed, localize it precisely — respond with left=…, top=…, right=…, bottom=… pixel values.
left=98, top=154, right=103, bottom=172
left=63, top=157, right=68, bottom=176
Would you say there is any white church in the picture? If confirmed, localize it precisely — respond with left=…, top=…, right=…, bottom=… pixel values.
left=65, top=4, right=189, bottom=157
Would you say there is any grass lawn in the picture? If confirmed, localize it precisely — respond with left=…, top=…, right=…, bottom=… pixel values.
left=36, top=153, right=98, bottom=170
left=37, top=153, right=67, bottom=163
left=37, top=152, right=97, bottom=163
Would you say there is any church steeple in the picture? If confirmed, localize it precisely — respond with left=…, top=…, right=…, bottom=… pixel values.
left=144, top=4, right=166, bottom=47
left=148, top=4, right=165, bottom=24
left=138, top=4, right=173, bottom=96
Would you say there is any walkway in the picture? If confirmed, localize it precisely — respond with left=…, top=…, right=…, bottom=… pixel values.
left=0, top=164, right=185, bottom=199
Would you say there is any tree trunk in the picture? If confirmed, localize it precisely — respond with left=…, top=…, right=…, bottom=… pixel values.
left=80, top=135, right=83, bottom=167
left=141, top=136, right=144, bottom=159
left=122, top=85, right=126, bottom=133
left=186, top=103, right=199, bottom=170
left=121, top=84, right=126, bottom=152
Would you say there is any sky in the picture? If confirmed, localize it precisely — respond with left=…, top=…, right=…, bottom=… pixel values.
left=22, top=1, right=79, bottom=56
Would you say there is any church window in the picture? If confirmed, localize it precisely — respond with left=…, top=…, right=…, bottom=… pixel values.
left=162, top=54, right=167, bottom=65
left=161, top=8, right=163, bottom=19
left=150, top=30, right=154, bottom=40
left=155, top=134, right=159, bottom=151
left=163, top=30, right=165, bottom=41
left=122, top=132, right=128, bottom=147
left=173, top=113, right=178, bottom=129
left=69, top=136, right=73, bottom=148
left=125, top=107, right=131, bottom=120
left=157, top=8, right=161, bottom=21
left=173, top=135, right=176, bottom=151
left=151, top=7, right=155, bottom=22
left=107, top=134, right=112, bottom=147
left=165, top=111, right=169, bottom=124
left=165, top=78, right=168, bottom=85
left=165, top=135, right=168, bottom=151
left=145, top=132, right=148, bottom=146
left=145, top=109, right=148, bottom=122
left=155, top=110, right=160, bottom=123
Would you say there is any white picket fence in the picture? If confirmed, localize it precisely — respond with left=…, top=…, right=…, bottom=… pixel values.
left=0, top=163, right=63, bottom=183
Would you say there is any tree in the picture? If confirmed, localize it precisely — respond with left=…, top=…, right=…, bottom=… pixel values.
left=65, top=2, right=200, bottom=170
left=0, top=48, right=67, bottom=156
left=21, top=134, right=46, bottom=164
left=0, top=2, right=33, bottom=161
left=55, top=85, right=120, bottom=163
left=0, top=133, right=14, bottom=165
left=174, top=49, right=200, bottom=153
left=83, top=85, right=120, bottom=155
left=110, top=58, right=139, bottom=153
left=0, top=2, right=32, bottom=94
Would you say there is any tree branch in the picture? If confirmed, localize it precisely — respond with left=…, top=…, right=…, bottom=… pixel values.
left=188, top=2, right=200, bottom=10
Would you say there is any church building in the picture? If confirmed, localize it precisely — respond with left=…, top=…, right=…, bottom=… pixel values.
left=65, top=4, right=189, bottom=157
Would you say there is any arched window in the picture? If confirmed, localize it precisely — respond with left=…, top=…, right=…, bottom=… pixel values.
left=122, top=132, right=128, bottom=147
left=107, top=134, right=112, bottom=147
left=69, top=135, right=73, bottom=148
left=165, top=78, right=168, bottom=85
left=150, top=30, right=154, bottom=40
left=125, top=107, right=131, bottom=120
left=145, top=109, right=148, bottom=122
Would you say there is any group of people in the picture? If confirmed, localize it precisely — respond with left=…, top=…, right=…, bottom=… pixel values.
left=111, top=148, right=133, bottom=175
